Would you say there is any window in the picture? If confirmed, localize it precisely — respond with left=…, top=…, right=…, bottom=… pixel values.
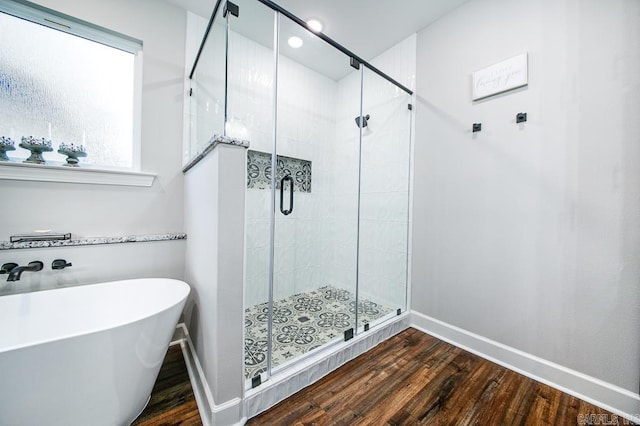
left=0, top=0, right=142, bottom=171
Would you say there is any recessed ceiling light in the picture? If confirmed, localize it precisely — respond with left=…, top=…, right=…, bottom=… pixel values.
left=288, top=36, right=303, bottom=48
left=306, top=19, right=323, bottom=33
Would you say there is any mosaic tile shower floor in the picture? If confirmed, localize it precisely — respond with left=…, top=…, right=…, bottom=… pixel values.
left=244, top=286, right=393, bottom=380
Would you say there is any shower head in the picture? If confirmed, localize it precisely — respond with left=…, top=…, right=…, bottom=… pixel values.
left=355, top=114, right=370, bottom=128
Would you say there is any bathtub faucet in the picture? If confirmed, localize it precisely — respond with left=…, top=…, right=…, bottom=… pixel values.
left=3, top=261, right=44, bottom=282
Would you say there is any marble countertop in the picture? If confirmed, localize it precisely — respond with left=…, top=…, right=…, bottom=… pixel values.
left=0, top=233, right=187, bottom=250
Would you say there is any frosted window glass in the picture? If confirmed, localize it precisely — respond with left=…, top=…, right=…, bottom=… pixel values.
left=0, top=12, right=135, bottom=168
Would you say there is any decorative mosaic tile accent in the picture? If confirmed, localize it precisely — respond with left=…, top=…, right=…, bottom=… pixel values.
left=0, top=233, right=187, bottom=250
left=244, top=286, right=393, bottom=379
left=247, top=150, right=312, bottom=193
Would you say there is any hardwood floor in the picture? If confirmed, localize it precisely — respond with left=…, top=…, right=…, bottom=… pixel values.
left=133, top=329, right=626, bottom=425
left=132, top=343, right=202, bottom=426
left=248, top=327, right=624, bottom=425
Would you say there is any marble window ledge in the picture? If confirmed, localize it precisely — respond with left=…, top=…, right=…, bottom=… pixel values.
left=183, top=134, right=250, bottom=174
left=0, top=233, right=187, bottom=250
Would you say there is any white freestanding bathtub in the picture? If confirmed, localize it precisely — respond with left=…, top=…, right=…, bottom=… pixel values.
left=0, top=278, right=190, bottom=426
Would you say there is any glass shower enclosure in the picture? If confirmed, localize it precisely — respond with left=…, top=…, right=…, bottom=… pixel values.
left=188, top=0, right=412, bottom=390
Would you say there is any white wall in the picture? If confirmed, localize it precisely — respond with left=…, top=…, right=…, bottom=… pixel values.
left=0, top=0, right=187, bottom=294
left=183, top=144, right=246, bottom=424
left=413, top=0, right=640, bottom=397
left=0, top=0, right=186, bottom=239
left=0, top=241, right=185, bottom=296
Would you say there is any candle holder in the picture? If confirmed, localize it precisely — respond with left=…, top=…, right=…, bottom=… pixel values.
left=19, top=136, right=53, bottom=164
left=0, top=136, right=16, bottom=161
left=58, top=142, right=87, bottom=167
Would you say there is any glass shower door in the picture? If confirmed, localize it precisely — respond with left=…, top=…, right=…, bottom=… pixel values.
left=232, top=0, right=277, bottom=388
left=188, top=3, right=227, bottom=161
left=357, top=67, right=412, bottom=331
left=268, top=14, right=361, bottom=374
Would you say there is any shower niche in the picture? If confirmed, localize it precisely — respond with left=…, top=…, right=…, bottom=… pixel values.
left=188, top=0, right=412, bottom=391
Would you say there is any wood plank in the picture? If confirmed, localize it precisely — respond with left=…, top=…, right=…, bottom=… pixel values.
left=132, top=344, right=202, bottom=426
left=248, top=328, right=630, bottom=425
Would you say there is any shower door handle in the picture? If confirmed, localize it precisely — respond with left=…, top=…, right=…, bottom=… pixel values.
left=280, top=175, right=294, bottom=216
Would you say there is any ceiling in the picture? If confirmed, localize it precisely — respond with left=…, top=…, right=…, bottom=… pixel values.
left=261, top=0, right=469, bottom=62
left=168, top=0, right=470, bottom=80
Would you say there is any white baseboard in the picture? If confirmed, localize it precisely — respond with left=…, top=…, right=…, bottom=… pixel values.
left=410, top=311, right=640, bottom=424
left=176, top=323, right=244, bottom=426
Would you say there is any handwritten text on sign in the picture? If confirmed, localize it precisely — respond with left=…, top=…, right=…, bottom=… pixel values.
left=472, top=53, right=528, bottom=101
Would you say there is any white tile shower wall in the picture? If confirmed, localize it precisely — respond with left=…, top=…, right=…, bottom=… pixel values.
left=275, top=54, right=340, bottom=301
left=359, top=74, right=412, bottom=311
left=323, top=68, right=360, bottom=295
left=226, top=30, right=274, bottom=152
left=369, top=34, right=417, bottom=97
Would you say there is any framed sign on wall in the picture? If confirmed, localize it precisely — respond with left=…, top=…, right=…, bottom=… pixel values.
left=472, top=53, right=528, bottom=101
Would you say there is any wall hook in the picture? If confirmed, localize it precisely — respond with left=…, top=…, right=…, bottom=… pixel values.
left=472, top=123, right=482, bottom=132
left=516, top=112, right=527, bottom=123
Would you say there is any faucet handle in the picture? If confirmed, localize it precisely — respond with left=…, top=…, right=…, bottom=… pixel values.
left=29, top=261, right=44, bottom=271
left=1, top=263, right=18, bottom=274
left=52, top=259, right=72, bottom=270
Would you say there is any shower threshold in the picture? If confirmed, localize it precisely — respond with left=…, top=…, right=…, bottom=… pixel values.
left=244, top=286, right=393, bottom=380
